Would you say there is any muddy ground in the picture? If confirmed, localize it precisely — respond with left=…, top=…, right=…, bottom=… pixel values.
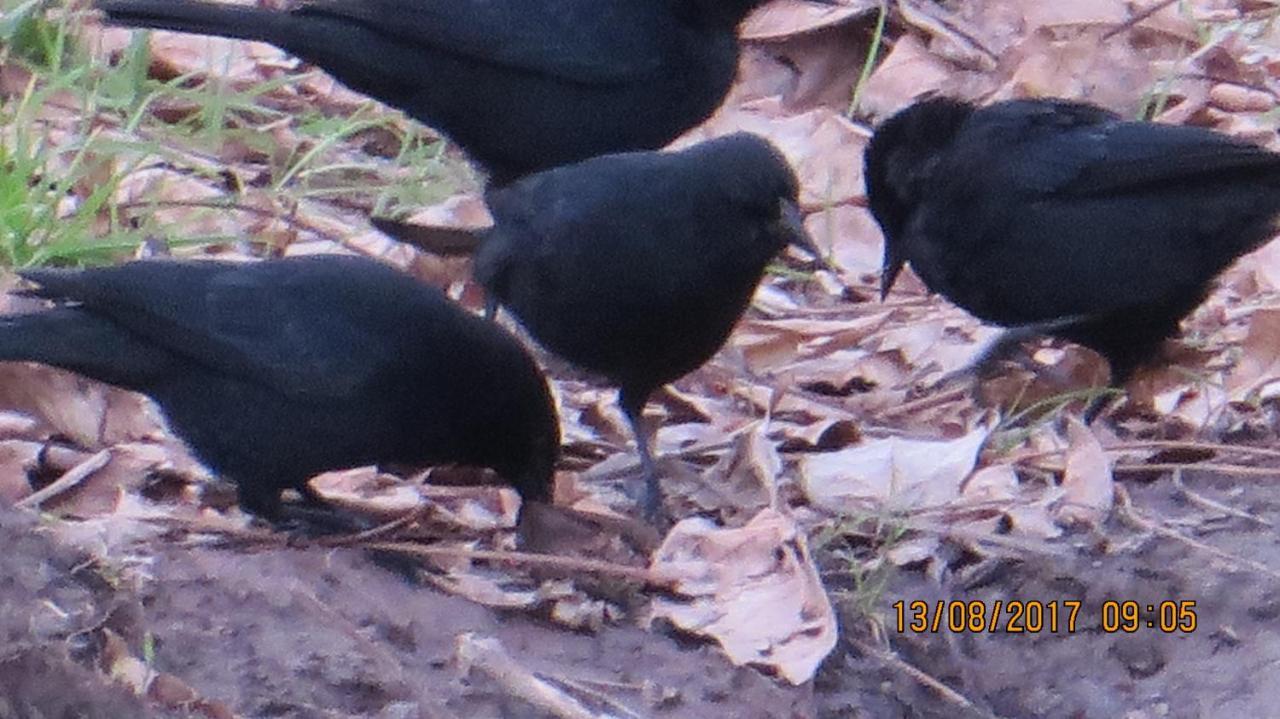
left=4, top=459, right=1277, bottom=719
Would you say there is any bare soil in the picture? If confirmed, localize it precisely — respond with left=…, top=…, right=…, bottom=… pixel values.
left=4, top=463, right=1278, bottom=719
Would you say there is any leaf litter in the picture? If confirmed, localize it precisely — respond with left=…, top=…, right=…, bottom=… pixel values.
left=4, top=0, right=1280, bottom=716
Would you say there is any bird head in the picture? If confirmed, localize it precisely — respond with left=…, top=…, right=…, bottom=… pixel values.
left=695, top=132, right=827, bottom=264
left=498, top=370, right=562, bottom=510
left=863, top=95, right=974, bottom=300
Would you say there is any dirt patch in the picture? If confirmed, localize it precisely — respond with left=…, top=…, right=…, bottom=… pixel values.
left=0, top=507, right=814, bottom=719
left=816, top=469, right=1280, bottom=718
left=6, top=467, right=1279, bottom=719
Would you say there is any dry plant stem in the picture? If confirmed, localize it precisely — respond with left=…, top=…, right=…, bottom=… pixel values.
left=365, top=542, right=667, bottom=588
left=895, top=0, right=998, bottom=69
left=1102, top=0, right=1182, bottom=40
left=156, top=516, right=665, bottom=584
left=877, top=384, right=970, bottom=419
left=553, top=678, right=647, bottom=719
left=1023, top=460, right=1280, bottom=479
left=455, top=634, right=604, bottom=719
left=1012, top=439, right=1280, bottom=467
left=1116, top=485, right=1280, bottom=581
left=1113, top=462, right=1280, bottom=478
left=1170, top=470, right=1272, bottom=527
left=113, top=198, right=349, bottom=245
left=1110, top=440, right=1280, bottom=460
left=314, top=505, right=431, bottom=546
left=847, top=635, right=997, bottom=719
left=15, top=449, right=113, bottom=509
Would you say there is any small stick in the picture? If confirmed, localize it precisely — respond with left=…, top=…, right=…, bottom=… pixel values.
left=16, top=449, right=113, bottom=509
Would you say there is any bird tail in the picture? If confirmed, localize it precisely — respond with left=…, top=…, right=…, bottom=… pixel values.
left=94, top=0, right=291, bottom=46
left=0, top=308, right=172, bottom=391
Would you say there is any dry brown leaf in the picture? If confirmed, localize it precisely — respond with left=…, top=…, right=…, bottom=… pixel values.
left=799, top=424, right=990, bottom=514
left=1022, top=0, right=1128, bottom=30
left=146, top=32, right=283, bottom=86
left=0, top=439, right=40, bottom=503
left=857, top=33, right=957, bottom=119
left=1055, top=418, right=1114, bottom=527
left=0, top=364, right=166, bottom=448
left=1227, top=307, right=1280, bottom=400
left=650, top=508, right=836, bottom=685
left=742, top=0, right=878, bottom=40
left=961, top=464, right=1019, bottom=502
left=683, top=100, right=867, bottom=207
left=742, top=9, right=882, bottom=110
left=693, top=421, right=782, bottom=520
left=807, top=206, right=885, bottom=279
left=999, top=28, right=1163, bottom=110
left=39, top=443, right=174, bottom=517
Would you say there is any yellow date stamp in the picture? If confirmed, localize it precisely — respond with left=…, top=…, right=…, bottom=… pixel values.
left=893, top=599, right=1198, bottom=634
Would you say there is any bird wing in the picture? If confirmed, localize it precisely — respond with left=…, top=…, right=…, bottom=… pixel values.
left=19, top=257, right=412, bottom=400
left=1058, top=122, right=1280, bottom=195
left=913, top=115, right=1280, bottom=324
left=300, top=0, right=668, bottom=85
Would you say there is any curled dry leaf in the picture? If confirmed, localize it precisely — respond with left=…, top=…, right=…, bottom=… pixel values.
left=650, top=508, right=836, bottom=685
left=0, top=439, right=41, bottom=503
left=146, top=30, right=284, bottom=86
left=0, top=364, right=166, bottom=448
left=799, top=423, right=990, bottom=514
left=422, top=555, right=541, bottom=610
left=686, top=421, right=781, bottom=521
left=1055, top=417, right=1114, bottom=528
left=741, top=0, right=879, bottom=41
left=857, top=33, right=957, bottom=119
left=807, top=206, right=888, bottom=279
left=1227, top=307, right=1280, bottom=401
left=37, top=442, right=174, bottom=517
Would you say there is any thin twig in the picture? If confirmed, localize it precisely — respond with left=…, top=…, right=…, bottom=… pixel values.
left=16, top=449, right=113, bottom=509
left=1116, top=485, right=1280, bottom=581
left=366, top=542, right=666, bottom=588
left=1170, top=470, right=1272, bottom=527
left=847, top=635, right=997, bottom=719
left=1103, top=0, right=1181, bottom=40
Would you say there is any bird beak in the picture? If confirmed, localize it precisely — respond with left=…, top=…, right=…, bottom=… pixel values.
left=778, top=199, right=830, bottom=267
left=880, top=243, right=905, bottom=301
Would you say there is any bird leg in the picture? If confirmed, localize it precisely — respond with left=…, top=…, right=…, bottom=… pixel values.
left=620, top=387, right=663, bottom=523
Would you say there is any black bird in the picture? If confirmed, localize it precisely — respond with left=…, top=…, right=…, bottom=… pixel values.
left=95, top=0, right=776, bottom=186
left=473, top=133, right=820, bottom=517
left=0, top=255, right=559, bottom=521
left=866, top=96, right=1280, bottom=419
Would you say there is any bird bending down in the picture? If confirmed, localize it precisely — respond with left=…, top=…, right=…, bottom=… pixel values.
left=95, top=0, right=776, bottom=186
left=0, top=254, right=559, bottom=523
left=865, top=96, right=1280, bottom=421
left=474, top=133, right=822, bottom=518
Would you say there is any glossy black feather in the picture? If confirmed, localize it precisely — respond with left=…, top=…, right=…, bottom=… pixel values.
left=866, top=96, right=1280, bottom=387
left=2, top=255, right=559, bottom=518
left=474, top=133, right=816, bottom=515
left=95, top=0, right=772, bottom=185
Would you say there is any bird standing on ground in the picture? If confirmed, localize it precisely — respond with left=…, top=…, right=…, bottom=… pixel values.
left=0, top=255, right=559, bottom=522
left=473, top=133, right=821, bottom=518
left=95, top=0, right=778, bottom=186
left=865, top=96, right=1280, bottom=419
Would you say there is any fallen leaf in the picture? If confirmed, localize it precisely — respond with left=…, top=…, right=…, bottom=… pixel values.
left=650, top=508, right=837, bottom=685
left=1055, top=418, right=1114, bottom=527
